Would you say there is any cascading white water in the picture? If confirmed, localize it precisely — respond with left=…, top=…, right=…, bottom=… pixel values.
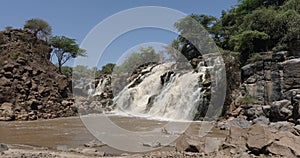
left=113, top=62, right=204, bottom=121
left=94, top=77, right=110, bottom=97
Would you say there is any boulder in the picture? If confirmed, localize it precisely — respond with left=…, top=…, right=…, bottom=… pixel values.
left=226, top=126, right=247, bottom=151
left=268, top=121, right=295, bottom=132
left=272, top=51, right=287, bottom=62
left=84, top=139, right=105, bottom=148
left=293, top=125, right=300, bottom=136
left=267, top=131, right=300, bottom=157
left=253, top=116, right=269, bottom=125
left=246, top=124, right=273, bottom=153
left=220, top=117, right=251, bottom=130
left=244, top=104, right=264, bottom=120
left=0, top=144, right=8, bottom=152
left=241, top=62, right=263, bottom=81
left=175, top=133, right=205, bottom=152
left=204, top=137, right=225, bottom=153
left=269, top=100, right=292, bottom=121
left=81, top=148, right=105, bottom=156
left=267, top=141, right=294, bottom=157
left=176, top=133, right=225, bottom=154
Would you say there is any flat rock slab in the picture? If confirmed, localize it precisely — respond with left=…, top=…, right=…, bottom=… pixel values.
left=246, top=124, right=273, bottom=152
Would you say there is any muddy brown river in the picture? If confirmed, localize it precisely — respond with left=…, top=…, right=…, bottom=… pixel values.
left=0, top=115, right=227, bottom=154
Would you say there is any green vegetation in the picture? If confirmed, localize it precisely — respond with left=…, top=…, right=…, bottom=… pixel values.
left=247, top=53, right=263, bottom=63
left=99, top=63, right=115, bottom=75
left=8, top=51, right=21, bottom=60
left=238, top=95, right=256, bottom=105
left=229, top=30, right=270, bottom=64
left=3, top=0, right=299, bottom=80
left=24, top=18, right=52, bottom=41
left=173, top=0, right=300, bottom=66
left=49, top=36, right=86, bottom=73
left=72, top=65, right=97, bottom=78
left=23, top=18, right=87, bottom=74
left=60, top=63, right=115, bottom=78
left=114, top=46, right=160, bottom=74
left=222, top=0, right=299, bottom=64
left=60, top=66, right=73, bottom=78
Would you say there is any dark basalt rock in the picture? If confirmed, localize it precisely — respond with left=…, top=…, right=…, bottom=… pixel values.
left=0, top=29, right=76, bottom=121
left=229, top=51, right=300, bottom=122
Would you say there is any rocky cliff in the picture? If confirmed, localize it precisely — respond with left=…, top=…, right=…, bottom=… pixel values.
left=228, top=51, right=300, bottom=123
left=0, top=29, right=76, bottom=121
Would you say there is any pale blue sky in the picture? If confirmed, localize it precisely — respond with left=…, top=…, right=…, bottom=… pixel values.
left=0, top=0, right=238, bottom=68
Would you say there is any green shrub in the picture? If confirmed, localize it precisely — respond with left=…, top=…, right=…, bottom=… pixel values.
left=247, top=53, right=263, bottom=63
left=238, top=95, right=255, bottom=105
left=9, top=51, right=21, bottom=60
left=60, top=66, right=73, bottom=78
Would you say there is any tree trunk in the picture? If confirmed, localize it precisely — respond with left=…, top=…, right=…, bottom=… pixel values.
left=58, top=61, right=62, bottom=73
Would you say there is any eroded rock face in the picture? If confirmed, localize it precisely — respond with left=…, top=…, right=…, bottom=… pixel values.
left=0, top=29, right=77, bottom=121
left=230, top=51, right=300, bottom=122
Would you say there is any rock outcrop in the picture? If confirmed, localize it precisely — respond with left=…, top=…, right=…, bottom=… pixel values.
left=229, top=51, right=300, bottom=122
left=0, top=29, right=77, bottom=121
left=74, top=74, right=114, bottom=115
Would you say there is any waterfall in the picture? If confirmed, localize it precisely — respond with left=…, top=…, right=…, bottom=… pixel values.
left=113, top=62, right=204, bottom=121
left=94, top=76, right=110, bottom=97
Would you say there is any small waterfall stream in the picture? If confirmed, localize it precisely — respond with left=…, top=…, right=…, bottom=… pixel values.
left=112, top=62, right=205, bottom=121
left=93, top=77, right=110, bottom=97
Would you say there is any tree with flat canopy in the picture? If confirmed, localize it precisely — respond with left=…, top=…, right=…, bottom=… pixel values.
left=24, top=18, right=52, bottom=41
left=49, top=36, right=86, bottom=73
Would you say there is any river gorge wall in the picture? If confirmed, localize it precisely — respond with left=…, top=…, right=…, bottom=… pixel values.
left=228, top=51, right=300, bottom=123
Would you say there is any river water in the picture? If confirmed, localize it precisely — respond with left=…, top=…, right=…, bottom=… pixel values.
left=0, top=115, right=227, bottom=153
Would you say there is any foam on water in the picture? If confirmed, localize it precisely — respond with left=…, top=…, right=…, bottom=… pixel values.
left=112, top=62, right=204, bottom=121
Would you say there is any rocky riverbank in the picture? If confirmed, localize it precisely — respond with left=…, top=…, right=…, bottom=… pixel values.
left=2, top=121, right=300, bottom=158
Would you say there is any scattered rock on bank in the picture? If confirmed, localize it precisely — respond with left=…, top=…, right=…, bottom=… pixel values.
left=223, top=124, right=300, bottom=157
left=175, top=124, right=300, bottom=158
left=218, top=116, right=251, bottom=130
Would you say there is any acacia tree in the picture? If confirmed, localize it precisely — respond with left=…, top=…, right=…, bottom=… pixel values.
left=24, top=18, right=52, bottom=41
left=49, top=36, right=86, bottom=73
